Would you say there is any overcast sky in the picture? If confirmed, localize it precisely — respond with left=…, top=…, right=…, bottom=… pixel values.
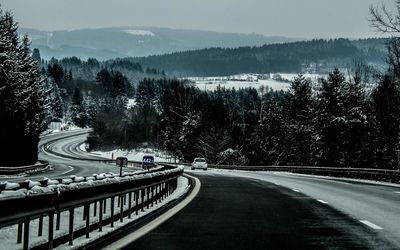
left=0, top=0, right=395, bottom=38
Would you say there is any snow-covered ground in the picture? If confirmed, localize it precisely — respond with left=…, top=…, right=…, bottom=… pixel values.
left=0, top=176, right=189, bottom=250
left=188, top=73, right=325, bottom=92
left=80, top=143, right=176, bottom=163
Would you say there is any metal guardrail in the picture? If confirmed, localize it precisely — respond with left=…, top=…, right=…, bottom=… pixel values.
left=0, top=166, right=183, bottom=250
left=0, top=161, right=49, bottom=175
left=206, top=165, right=400, bottom=183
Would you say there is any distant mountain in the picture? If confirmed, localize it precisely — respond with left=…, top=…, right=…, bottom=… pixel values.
left=20, top=27, right=300, bottom=60
left=131, top=38, right=389, bottom=76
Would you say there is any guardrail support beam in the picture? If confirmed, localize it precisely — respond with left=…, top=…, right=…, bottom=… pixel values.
left=17, top=221, right=22, bottom=244
left=56, top=210, right=61, bottom=230
left=120, top=195, right=124, bottom=223
left=69, top=208, right=74, bottom=245
left=111, top=197, right=115, bottom=227
left=23, top=219, right=30, bottom=250
left=128, top=192, right=132, bottom=218
left=38, top=215, right=43, bottom=236
left=85, top=204, right=90, bottom=238
left=93, top=201, right=97, bottom=217
left=99, top=200, right=103, bottom=232
left=48, top=212, right=54, bottom=250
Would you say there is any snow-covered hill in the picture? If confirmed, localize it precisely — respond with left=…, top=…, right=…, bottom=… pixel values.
left=19, top=27, right=299, bottom=60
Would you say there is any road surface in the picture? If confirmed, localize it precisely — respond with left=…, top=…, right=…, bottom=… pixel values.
left=0, top=130, right=121, bottom=182
left=124, top=171, right=400, bottom=249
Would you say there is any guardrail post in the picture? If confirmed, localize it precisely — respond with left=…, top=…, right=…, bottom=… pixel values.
left=48, top=212, right=54, bottom=250
left=99, top=200, right=103, bottom=232
left=85, top=204, right=90, bottom=238
left=17, top=221, right=23, bottom=244
left=146, top=187, right=150, bottom=209
left=158, top=184, right=161, bottom=202
left=94, top=201, right=97, bottom=217
left=69, top=208, right=74, bottom=245
left=128, top=192, right=132, bottom=219
left=124, top=194, right=127, bottom=206
left=151, top=186, right=155, bottom=206
left=83, top=205, right=87, bottom=221
left=118, top=196, right=121, bottom=208
left=141, top=189, right=145, bottom=212
left=111, top=197, right=115, bottom=227
left=38, top=215, right=43, bottom=236
left=23, top=218, right=30, bottom=250
left=56, top=210, right=61, bottom=230
left=120, top=195, right=124, bottom=223
left=103, top=199, right=107, bottom=214
left=135, top=191, right=139, bottom=215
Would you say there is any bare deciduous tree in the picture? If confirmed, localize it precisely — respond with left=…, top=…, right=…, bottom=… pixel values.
left=370, top=0, right=400, bottom=34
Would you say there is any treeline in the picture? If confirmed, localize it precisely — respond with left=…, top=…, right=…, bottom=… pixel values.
left=34, top=50, right=165, bottom=84
left=88, top=65, right=400, bottom=170
left=133, top=38, right=387, bottom=76
left=38, top=47, right=167, bottom=129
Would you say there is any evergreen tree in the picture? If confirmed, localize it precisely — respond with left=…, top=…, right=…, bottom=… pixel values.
left=372, top=74, right=400, bottom=169
left=340, top=71, right=374, bottom=167
left=0, top=9, right=47, bottom=166
left=314, top=68, right=345, bottom=167
left=251, top=96, right=287, bottom=165
left=69, top=87, right=87, bottom=127
left=286, top=75, right=314, bottom=165
left=32, top=48, right=41, bottom=63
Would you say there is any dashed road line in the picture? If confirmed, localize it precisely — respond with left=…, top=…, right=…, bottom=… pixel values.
left=394, top=191, right=400, bottom=194
left=317, top=199, right=328, bottom=204
left=292, top=189, right=300, bottom=192
left=60, top=165, right=74, bottom=175
left=360, top=220, right=383, bottom=230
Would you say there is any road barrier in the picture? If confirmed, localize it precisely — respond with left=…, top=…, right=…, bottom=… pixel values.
left=0, top=161, right=49, bottom=175
left=207, top=165, right=400, bottom=183
left=0, top=166, right=183, bottom=250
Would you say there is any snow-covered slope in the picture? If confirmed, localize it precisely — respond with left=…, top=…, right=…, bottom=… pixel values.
left=20, top=27, right=299, bottom=60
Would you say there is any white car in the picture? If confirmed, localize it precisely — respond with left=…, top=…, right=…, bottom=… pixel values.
left=191, top=158, right=208, bottom=170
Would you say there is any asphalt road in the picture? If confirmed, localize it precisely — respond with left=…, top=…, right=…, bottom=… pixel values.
left=2, top=130, right=400, bottom=249
left=125, top=173, right=399, bottom=250
left=0, top=129, right=121, bottom=182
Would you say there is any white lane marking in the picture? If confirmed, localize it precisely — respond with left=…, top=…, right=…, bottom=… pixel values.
left=360, top=220, right=383, bottom=230
left=292, top=189, right=300, bottom=192
left=102, top=175, right=201, bottom=250
left=318, top=199, right=328, bottom=204
left=394, top=191, right=400, bottom=194
left=60, top=166, right=74, bottom=175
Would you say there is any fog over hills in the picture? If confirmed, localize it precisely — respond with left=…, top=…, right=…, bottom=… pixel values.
left=20, top=27, right=300, bottom=60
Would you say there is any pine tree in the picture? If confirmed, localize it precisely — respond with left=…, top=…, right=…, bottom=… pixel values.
left=69, top=87, right=87, bottom=127
left=338, top=71, right=374, bottom=167
left=314, top=68, right=345, bottom=167
left=286, top=75, right=315, bottom=166
left=372, top=74, right=400, bottom=169
left=251, top=96, right=287, bottom=165
left=0, top=9, right=47, bottom=166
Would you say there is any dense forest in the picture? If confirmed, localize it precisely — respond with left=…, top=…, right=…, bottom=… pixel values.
left=88, top=62, right=400, bottom=170
left=132, top=38, right=388, bottom=76
left=2, top=4, right=400, bottom=171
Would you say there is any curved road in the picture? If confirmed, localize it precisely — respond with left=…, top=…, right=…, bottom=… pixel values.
left=2, top=130, right=400, bottom=249
left=123, top=171, right=400, bottom=249
left=0, top=129, right=121, bottom=182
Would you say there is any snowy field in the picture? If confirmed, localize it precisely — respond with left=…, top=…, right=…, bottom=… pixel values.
left=80, top=143, right=177, bottom=163
left=188, top=73, right=325, bottom=92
